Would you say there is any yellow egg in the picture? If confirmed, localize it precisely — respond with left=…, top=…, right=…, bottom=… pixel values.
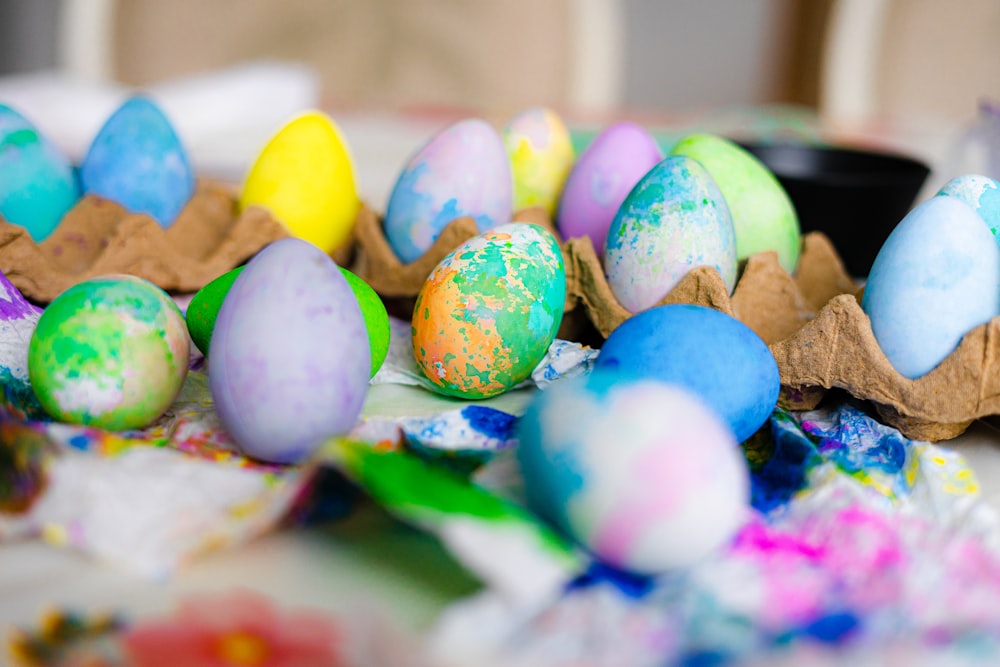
left=503, top=107, right=575, bottom=217
left=239, top=111, right=360, bottom=253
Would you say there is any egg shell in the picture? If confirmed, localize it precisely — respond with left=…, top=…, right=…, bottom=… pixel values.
left=862, top=195, right=1000, bottom=379
left=0, top=105, right=80, bottom=242
left=412, top=222, right=565, bottom=399
left=671, top=133, right=801, bottom=273
left=503, top=107, right=575, bottom=217
left=79, top=96, right=194, bottom=228
left=556, top=121, right=663, bottom=253
left=603, top=155, right=737, bottom=313
left=937, top=174, right=1000, bottom=240
left=595, top=304, right=779, bottom=442
left=240, top=111, right=360, bottom=254
left=187, top=263, right=389, bottom=377
left=384, top=118, right=512, bottom=264
left=209, top=238, right=371, bottom=463
left=27, top=275, right=189, bottom=430
left=517, top=371, right=750, bottom=574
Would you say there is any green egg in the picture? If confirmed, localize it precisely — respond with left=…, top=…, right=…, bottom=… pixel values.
left=186, top=263, right=390, bottom=377
left=671, top=133, right=801, bottom=273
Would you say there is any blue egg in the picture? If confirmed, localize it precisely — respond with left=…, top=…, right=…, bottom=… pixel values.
left=595, top=304, right=779, bottom=442
left=0, top=104, right=79, bottom=241
left=862, top=195, right=1000, bottom=379
left=604, top=156, right=737, bottom=313
left=937, top=174, right=1000, bottom=240
left=79, top=95, right=194, bottom=228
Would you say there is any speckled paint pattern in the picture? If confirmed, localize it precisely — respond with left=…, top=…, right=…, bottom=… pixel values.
left=412, top=222, right=566, bottom=399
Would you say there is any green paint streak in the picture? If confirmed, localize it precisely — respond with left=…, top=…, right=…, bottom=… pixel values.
left=324, top=439, right=578, bottom=562
left=0, top=128, right=39, bottom=149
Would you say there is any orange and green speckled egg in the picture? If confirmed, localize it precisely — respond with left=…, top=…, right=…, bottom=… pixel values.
left=412, top=222, right=566, bottom=399
left=28, top=275, right=189, bottom=430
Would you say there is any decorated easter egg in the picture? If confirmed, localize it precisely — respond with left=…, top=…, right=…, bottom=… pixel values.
left=384, top=118, right=512, bottom=263
left=0, top=105, right=79, bottom=242
left=27, top=275, right=189, bottom=430
left=671, top=133, right=801, bottom=272
left=517, top=371, right=750, bottom=574
left=937, top=174, right=1000, bottom=240
left=209, top=238, right=370, bottom=463
left=186, top=264, right=389, bottom=377
left=79, top=96, right=194, bottom=228
left=240, top=111, right=360, bottom=254
left=502, top=107, right=575, bottom=217
left=596, top=304, right=779, bottom=442
left=556, top=122, right=663, bottom=253
left=862, top=195, right=1000, bottom=379
left=412, top=222, right=565, bottom=399
left=604, top=155, right=737, bottom=312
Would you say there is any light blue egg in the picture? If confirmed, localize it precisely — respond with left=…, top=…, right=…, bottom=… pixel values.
left=383, top=118, right=512, bottom=263
left=595, top=304, right=779, bottom=442
left=862, top=196, right=1000, bottom=379
left=937, top=173, right=1000, bottom=240
left=604, top=155, right=737, bottom=313
left=79, top=95, right=194, bottom=228
left=0, top=104, right=79, bottom=242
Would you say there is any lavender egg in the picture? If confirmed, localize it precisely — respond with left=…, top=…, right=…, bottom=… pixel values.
left=383, top=118, right=512, bottom=263
left=604, top=156, right=737, bottom=313
left=209, top=238, right=370, bottom=463
left=556, top=122, right=663, bottom=253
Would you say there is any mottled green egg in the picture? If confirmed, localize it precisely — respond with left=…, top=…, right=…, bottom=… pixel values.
left=412, top=222, right=566, bottom=399
left=28, top=275, right=189, bottom=430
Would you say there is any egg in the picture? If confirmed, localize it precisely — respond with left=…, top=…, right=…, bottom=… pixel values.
left=937, top=174, right=1000, bottom=240
left=187, top=263, right=389, bottom=377
left=502, top=107, right=575, bottom=217
left=862, top=195, right=1000, bottom=379
left=384, top=118, right=512, bottom=264
left=412, top=222, right=565, bottom=399
left=671, top=133, right=801, bottom=273
left=240, top=111, right=360, bottom=254
left=0, top=104, right=79, bottom=242
left=79, top=96, right=194, bottom=228
left=27, top=275, right=189, bottom=430
left=603, top=155, right=737, bottom=312
left=209, top=238, right=370, bottom=463
left=595, top=304, right=779, bottom=443
left=556, top=121, right=663, bottom=253
left=0, top=268, right=44, bottom=415
left=517, top=370, right=750, bottom=574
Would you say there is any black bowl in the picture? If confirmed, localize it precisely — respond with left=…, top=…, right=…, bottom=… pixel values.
left=737, top=141, right=931, bottom=277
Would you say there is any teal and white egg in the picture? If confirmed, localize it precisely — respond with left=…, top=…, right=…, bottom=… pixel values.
left=604, top=155, right=737, bottom=313
left=517, top=370, right=750, bottom=575
left=937, top=173, right=1000, bottom=240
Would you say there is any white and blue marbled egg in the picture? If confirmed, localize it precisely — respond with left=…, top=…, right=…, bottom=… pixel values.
left=383, top=118, right=512, bottom=264
left=862, top=195, right=1000, bottom=379
left=604, top=155, right=737, bottom=313
left=937, top=173, right=1000, bottom=240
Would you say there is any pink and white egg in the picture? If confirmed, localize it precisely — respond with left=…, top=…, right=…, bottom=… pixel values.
left=517, top=370, right=750, bottom=574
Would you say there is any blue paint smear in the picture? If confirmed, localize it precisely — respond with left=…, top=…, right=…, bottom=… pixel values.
left=566, top=559, right=655, bottom=599
left=748, top=409, right=823, bottom=513
left=461, top=405, right=516, bottom=439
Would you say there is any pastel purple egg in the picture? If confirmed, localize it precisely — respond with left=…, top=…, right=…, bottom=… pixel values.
left=556, top=122, right=663, bottom=253
left=208, top=238, right=370, bottom=464
left=383, top=118, right=513, bottom=263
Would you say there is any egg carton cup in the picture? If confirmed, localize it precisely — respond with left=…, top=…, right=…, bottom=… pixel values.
left=0, top=183, right=293, bottom=304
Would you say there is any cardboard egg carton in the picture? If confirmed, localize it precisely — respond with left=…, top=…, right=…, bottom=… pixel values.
left=350, top=207, right=999, bottom=442
left=0, top=183, right=293, bottom=303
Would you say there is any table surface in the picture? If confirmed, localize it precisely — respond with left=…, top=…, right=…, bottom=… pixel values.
left=0, top=67, right=997, bottom=656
